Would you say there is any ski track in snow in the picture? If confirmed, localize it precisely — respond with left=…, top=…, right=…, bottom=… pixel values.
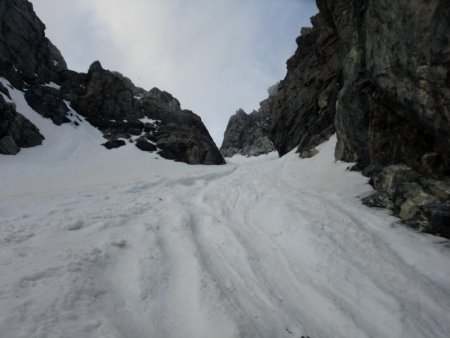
left=1, top=80, right=450, bottom=338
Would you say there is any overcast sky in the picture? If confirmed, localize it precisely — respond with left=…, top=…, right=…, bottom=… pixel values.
left=31, top=0, right=318, bottom=146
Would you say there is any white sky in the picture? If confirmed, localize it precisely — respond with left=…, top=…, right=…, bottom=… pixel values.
left=31, top=0, right=318, bottom=146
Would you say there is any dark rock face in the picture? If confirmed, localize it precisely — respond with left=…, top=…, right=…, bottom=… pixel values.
left=102, top=139, right=126, bottom=150
left=269, top=14, right=340, bottom=157
left=237, top=0, right=448, bottom=237
left=135, top=137, right=157, bottom=152
left=151, top=109, right=225, bottom=164
left=321, top=0, right=450, bottom=176
left=220, top=106, right=275, bottom=158
left=0, top=95, right=44, bottom=155
left=0, top=0, right=224, bottom=165
left=225, top=0, right=449, bottom=172
left=0, top=0, right=66, bottom=88
left=316, top=0, right=449, bottom=237
left=420, top=202, right=450, bottom=238
left=24, top=86, right=70, bottom=125
left=68, top=61, right=138, bottom=127
left=65, top=62, right=224, bottom=165
left=224, top=13, right=339, bottom=159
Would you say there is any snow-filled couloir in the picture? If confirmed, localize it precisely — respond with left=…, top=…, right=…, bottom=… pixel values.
left=1, top=85, right=450, bottom=338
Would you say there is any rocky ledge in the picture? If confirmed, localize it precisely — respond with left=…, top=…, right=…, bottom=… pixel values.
left=0, top=0, right=224, bottom=165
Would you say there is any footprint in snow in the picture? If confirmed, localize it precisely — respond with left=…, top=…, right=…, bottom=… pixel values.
left=110, top=239, right=127, bottom=248
left=66, top=220, right=84, bottom=231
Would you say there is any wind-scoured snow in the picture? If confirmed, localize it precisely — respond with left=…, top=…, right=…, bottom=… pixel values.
left=1, top=84, right=450, bottom=338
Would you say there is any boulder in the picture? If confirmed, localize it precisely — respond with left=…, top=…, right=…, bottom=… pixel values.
left=135, top=137, right=157, bottom=152
left=0, top=95, right=44, bottom=154
left=102, top=139, right=126, bottom=149
left=372, top=165, right=420, bottom=198
left=420, top=202, right=450, bottom=238
left=362, top=192, right=394, bottom=209
left=399, top=190, right=438, bottom=221
left=0, top=135, right=19, bottom=155
left=420, top=178, right=450, bottom=200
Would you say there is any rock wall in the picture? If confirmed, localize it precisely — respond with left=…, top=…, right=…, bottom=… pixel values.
left=322, top=0, right=450, bottom=176
left=0, top=0, right=62, bottom=154
left=0, top=0, right=224, bottom=165
left=0, top=0, right=66, bottom=88
left=269, top=0, right=449, bottom=169
left=223, top=0, right=449, bottom=236
left=221, top=12, right=340, bottom=159
left=316, top=0, right=449, bottom=237
left=0, top=93, right=44, bottom=154
left=220, top=102, right=274, bottom=158
left=269, top=14, right=340, bottom=158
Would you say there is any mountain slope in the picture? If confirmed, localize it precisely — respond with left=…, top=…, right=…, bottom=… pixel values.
left=1, top=131, right=450, bottom=338
left=1, top=1, right=449, bottom=337
left=0, top=0, right=224, bottom=164
left=221, top=0, right=450, bottom=236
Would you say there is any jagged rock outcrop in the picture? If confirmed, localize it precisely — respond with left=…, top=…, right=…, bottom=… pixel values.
left=0, top=0, right=224, bottom=165
left=270, top=0, right=450, bottom=237
left=316, top=0, right=449, bottom=237
left=225, top=0, right=449, bottom=237
left=0, top=93, right=44, bottom=154
left=25, top=86, right=70, bottom=125
left=220, top=105, right=274, bottom=158
left=269, top=14, right=340, bottom=158
left=220, top=83, right=278, bottom=158
left=222, top=12, right=340, bottom=159
left=60, top=61, right=224, bottom=164
left=320, top=0, right=450, bottom=176
left=0, top=0, right=67, bottom=88
left=0, top=0, right=62, bottom=155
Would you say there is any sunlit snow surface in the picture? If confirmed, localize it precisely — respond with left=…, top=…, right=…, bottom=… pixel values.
left=1, top=82, right=450, bottom=338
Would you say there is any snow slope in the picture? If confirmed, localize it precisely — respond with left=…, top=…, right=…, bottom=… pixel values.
left=1, top=82, right=450, bottom=338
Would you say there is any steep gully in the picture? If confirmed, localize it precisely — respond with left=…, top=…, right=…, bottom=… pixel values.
left=1, top=138, right=449, bottom=338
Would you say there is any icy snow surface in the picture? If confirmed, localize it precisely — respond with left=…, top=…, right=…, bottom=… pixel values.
left=1, top=82, right=450, bottom=338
